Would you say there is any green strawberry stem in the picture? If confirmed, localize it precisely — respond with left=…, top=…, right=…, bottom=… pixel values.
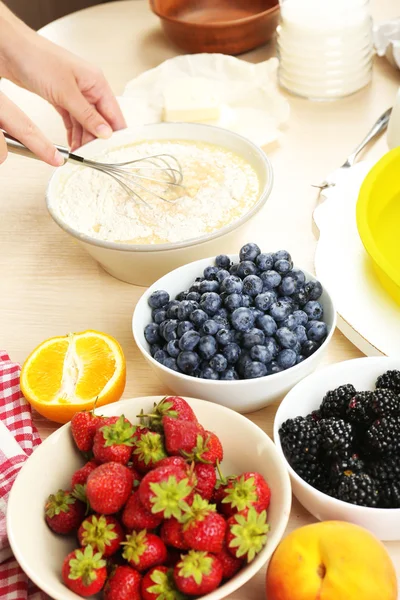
left=121, top=530, right=147, bottom=564
left=215, top=460, right=227, bottom=485
left=148, top=567, right=186, bottom=600
left=229, top=507, right=269, bottom=563
left=101, top=415, right=136, bottom=447
left=177, top=550, right=212, bottom=586
left=81, top=515, right=118, bottom=554
left=68, top=545, right=106, bottom=587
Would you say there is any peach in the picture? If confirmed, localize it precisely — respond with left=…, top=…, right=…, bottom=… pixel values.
left=266, top=521, right=397, bottom=600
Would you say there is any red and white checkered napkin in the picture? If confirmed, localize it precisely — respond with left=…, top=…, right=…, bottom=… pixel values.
left=0, top=351, right=47, bottom=600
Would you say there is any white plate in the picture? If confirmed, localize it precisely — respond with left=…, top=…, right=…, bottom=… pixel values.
left=313, top=161, right=400, bottom=356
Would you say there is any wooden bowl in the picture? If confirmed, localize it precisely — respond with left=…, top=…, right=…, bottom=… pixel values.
left=149, top=0, right=280, bottom=55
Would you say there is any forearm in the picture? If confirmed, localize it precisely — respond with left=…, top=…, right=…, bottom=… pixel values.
left=0, top=2, right=35, bottom=80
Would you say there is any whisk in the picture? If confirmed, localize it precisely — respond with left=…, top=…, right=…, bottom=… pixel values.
left=4, top=131, right=185, bottom=207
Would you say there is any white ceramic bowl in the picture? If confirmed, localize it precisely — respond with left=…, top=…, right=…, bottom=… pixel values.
left=132, top=255, right=337, bottom=413
left=46, top=123, right=273, bottom=286
left=274, top=357, right=400, bottom=541
left=8, top=396, right=292, bottom=600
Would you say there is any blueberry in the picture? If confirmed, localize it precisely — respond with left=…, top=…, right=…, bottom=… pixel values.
left=260, top=270, right=282, bottom=290
left=177, top=300, right=197, bottom=321
left=304, top=301, right=323, bottom=320
left=256, top=314, right=278, bottom=336
left=215, top=254, right=231, bottom=269
left=222, top=343, right=241, bottom=364
left=154, top=349, right=168, bottom=364
left=250, top=344, right=273, bottom=364
left=269, top=301, right=292, bottom=321
left=249, top=307, right=263, bottom=320
left=236, top=352, right=252, bottom=376
left=281, top=314, right=297, bottom=330
left=256, top=252, right=274, bottom=271
left=305, top=319, right=319, bottom=331
left=224, top=293, right=243, bottom=312
left=197, top=335, right=218, bottom=360
left=277, top=349, right=297, bottom=369
left=166, top=339, right=180, bottom=358
left=307, top=321, right=328, bottom=342
left=189, top=281, right=202, bottom=294
left=276, top=327, right=297, bottom=349
left=293, top=310, right=308, bottom=326
left=254, top=291, right=276, bottom=312
left=221, top=275, right=243, bottom=294
left=216, top=308, right=229, bottom=320
left=237, top=261, right=258, bottom=279
left=144, top=323, right=160, bottom=345
left=210, top=354, right=228, bottom=373
left=150, top=343, right=162, bottom=357
left=265, top=336, right=279, bottom=358
left=163, top=357, right=178, bottom=371
left=243, top=275, right=263, bottom=297
left=216, top=269, right=230, bottom=283
left=175, top=291, right=188, bottom=301
left=177, top=351, right=200, bottom=374
left=186, top=291, right=201, bottom=302
left=177, top=321, right=194, bottom=338
left=213, top=315, right=229, bottom=328
left=291, top=268, right=306, bottom=287
left=166, top=301, right=180, bottom=319
left=190, top=309, right=208, bottom=328
left=279, top=275, right=296, bottom=296
left=152, top=308, right=167, bottom=325
left=200, top=280, right=219, bottom=294
left=229, top=263, right=240, bottom=276
left=268, top=360, right=283, bottom=374
left=233, top=331, right=243, bottom=344
left=220, top=368, right=239, bottom=380
left=216, top=329, right=233, bottom=346
left=274, top=259, right=293, bottom=275
left=200, top=292, right=222, bottom=315
left=204, top=265, right=219, bottom=280
left=302, top=340, right=320, bottom=357
left=291, top=288, right=309, bottom=307
left=239, top=243, right=261, bottom=262
left=296, top=354, right=305, bottom=364
left=148, top=290, right=170, bottom=309
left=273, top=250, right=291, bottom=262
left=305, top=280, right=323, bottom=300
left=294, top=325, right=307, bottom=345
left=161, top=319, right=178, bottom=342
left=179, top=330, right=200, bottom=351
left=200, top=367, right=219, bottom=380
left=241, top=295, right=252, bottom=308
left=242, top=328, right=265, bottom=348
left=202, top=320, right=219, bottom=336
left=244, top=361, right=267, bottom=379
left=231, top=307, right=255, bottom=332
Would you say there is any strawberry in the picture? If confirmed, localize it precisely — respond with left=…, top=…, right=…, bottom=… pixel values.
left=78, top=514, right=124, bottom=557
left=163, top=416, right=204, bottom=456
left=181, top=495, right=226, bottom=554
left=121, top=530, right=167, bottom=572
left=86, top=462, right=133, bottom=514
left=131, top=431, right=167, bottom=474
left=214, top=543, right=244, bottom=580
left=71, top=460, right=99, bottom=488
left=157, top=456, right=188, bottom=470
left=226, top=507, right=269, bottom=563
left=62, top=545, right=107, bottom=597
left=220, top=472, right=271, bottom=517
left=160, top=517, right=188, bottom=550
left=139, top=464, right=194, bottom=520
left=173, top=550, right=223, bottom=595
left=142, top=566, right=184, bottom=600
left=93, top=415, right=135, bottom=465
left=104, top=565, right=142, bottom=600
left=71, top=409, right=103, bottom=453
left=45, top=489, right=85, bottom=534
left=142, top=397, right=198, bottom=431
left=122, top=491, right=163, bottom=531
left=193, top=463, right=216, bottom=500
left=183, top=431, right=223, bottom=466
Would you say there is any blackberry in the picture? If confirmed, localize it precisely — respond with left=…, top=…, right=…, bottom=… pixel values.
left=337, top=473, right=379, bottom=507
left=320, top=384, right=356, bottom=419
left=346, top=391, right=375, bottom=425
left=306, top=410, right=322, bottom=423
left=279, top=417, right=321, bottom=468
left=366, top=455, right=400, bottom=485
left=379, top=482, right=400, bottom=508
left=371, top=389, right=400, bottom=418
left=296, top=462, right=329, bottom=491
left=365, top=416, right=400, bottom=455
left=320, top=418, right=353, bottom=459
left=330, top=454, right=365, bottom=485
left=376, top=369, right=400, bottom=395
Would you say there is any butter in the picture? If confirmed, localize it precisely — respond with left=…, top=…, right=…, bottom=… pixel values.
left=162, top=77, right=221, bottom=123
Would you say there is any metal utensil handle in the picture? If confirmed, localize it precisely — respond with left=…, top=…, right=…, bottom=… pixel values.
left=346, top=107, right=392, bottom=167
left=3, top=130, right=70, bottom=162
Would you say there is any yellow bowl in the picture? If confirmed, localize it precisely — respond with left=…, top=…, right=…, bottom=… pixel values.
left=356, top=147, right=400, bottom=305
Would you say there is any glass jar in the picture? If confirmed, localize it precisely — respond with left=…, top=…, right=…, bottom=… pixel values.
left=276, top=0, right=373, bottom=100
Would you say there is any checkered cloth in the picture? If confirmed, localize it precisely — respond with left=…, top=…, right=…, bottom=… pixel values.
left=0, top=351, right=47, bottom=599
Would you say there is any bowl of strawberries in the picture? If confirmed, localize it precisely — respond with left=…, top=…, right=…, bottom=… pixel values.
left=7, top=395, right=291, bottom=600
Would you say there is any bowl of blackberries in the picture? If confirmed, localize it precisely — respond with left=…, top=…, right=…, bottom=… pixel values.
left=132, top=243, right=336, bottom=413
left=274, top=357, right=400, bottom=541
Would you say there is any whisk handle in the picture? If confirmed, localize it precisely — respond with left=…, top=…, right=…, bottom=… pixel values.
left=3, top=130, right=70, bottom=162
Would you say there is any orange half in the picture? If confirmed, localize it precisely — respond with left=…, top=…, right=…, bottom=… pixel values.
left=20, top=330, right=126, bottom=424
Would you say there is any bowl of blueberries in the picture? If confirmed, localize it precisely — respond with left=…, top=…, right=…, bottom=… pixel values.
left=132, top=243, right=337, bottom=413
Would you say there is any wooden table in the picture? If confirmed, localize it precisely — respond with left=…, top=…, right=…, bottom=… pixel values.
left=1, top=0, right=399, bottom=594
